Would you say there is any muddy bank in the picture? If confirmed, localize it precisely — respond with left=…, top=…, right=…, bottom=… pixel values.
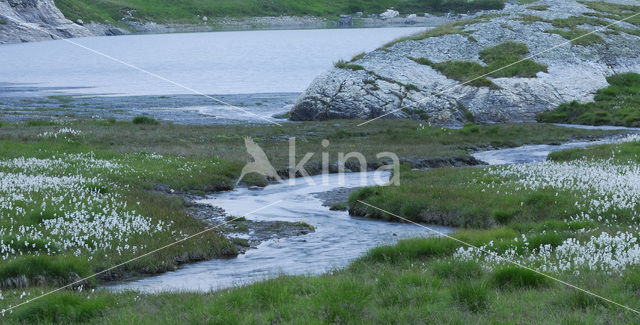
left=186, top=201, right=315, bottom=254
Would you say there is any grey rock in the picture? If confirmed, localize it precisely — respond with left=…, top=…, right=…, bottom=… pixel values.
left=0, top=0, right=92, bottom=43
left=75, top=19, right=84, bottom=25
left=338, top=15, right=353, bottom=28
left=290, top=0, right=640, bottom=126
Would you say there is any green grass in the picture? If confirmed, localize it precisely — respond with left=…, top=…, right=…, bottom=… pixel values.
left=0, top=17, right=7, bottom=24
left=0, top=120, right=608, bottom=171
left=492, top=266, right=549, bottom=289
left=411, top=41, right=547, bottom=89
left=382, top=23, right=468, bottom=48
left=0, top=119, right=629, bottom=323
left=580, top=1, right=640, bottom=27
left=512, top=8, right=638, bottom=45
left=547, top=28, right=605, bottom=46
left=131, top=116, right=158, bottom=125
left=549, top=138, right=640, bottom=164
left=55, top=0, right=505, bottom=24
left=537, top=72, right=640, bottom=126
left=0, top=120, right=609, bottom=290
left=334, top=60, right=365, bottom=71
left=526, top=5, right=549, bottom=11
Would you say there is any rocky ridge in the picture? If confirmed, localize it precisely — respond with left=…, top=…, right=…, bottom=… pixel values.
left=289, top=0, right=640, bottom=126
left=0, top=0, right=92, bottom=43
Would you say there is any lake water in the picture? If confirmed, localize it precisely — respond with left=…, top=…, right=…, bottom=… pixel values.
left=0, top=27, right=425, bottom=97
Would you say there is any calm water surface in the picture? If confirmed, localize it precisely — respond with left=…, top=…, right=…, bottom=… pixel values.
left=0, top=27, right=425, bottom=96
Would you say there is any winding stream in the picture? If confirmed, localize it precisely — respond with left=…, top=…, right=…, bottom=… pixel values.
left=108, top=131, right=632, bottom=293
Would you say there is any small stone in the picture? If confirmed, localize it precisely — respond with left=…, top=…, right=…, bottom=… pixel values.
left=202, top=16, right=208, bottom=22
left=75, top=19, right=84, bottom=25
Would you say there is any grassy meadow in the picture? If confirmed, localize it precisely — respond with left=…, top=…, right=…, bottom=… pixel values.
left=0, top=118, right=628, bottom=323
left=0, top=121, right=640, bottom=324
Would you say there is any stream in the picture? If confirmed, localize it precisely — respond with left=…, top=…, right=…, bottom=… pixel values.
left=107, top=131, right=631, bottom=293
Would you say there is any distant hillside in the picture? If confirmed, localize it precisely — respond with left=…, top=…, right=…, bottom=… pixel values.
left=55, top=0, right=505, bottom=24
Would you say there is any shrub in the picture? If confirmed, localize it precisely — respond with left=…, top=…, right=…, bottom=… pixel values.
left=132, top=116, right=158, bottom=125
left=492, top=266, right=549, bottom=289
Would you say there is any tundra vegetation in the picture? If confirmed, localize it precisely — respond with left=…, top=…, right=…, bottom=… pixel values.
left=2, top=121, right=640, bottom=324
left=0, top=118, right=619, bottom=323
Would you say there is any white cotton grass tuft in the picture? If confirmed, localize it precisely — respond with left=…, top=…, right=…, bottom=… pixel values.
left=458, top=135, right=640, bottom=275
left=0, top=153, right=170, bottom=261
left=38, top=128, right=82, bottom=139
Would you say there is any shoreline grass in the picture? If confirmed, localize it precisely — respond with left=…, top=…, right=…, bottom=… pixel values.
left=0, top=119, right=630, bottom=323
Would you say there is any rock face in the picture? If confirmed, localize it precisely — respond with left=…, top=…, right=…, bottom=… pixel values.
left=0, top=0, right=93, bottom=43
left=290, top=0, right=640, bottom=126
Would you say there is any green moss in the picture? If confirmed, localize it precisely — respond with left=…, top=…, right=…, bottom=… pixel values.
left=537, top=72, right=640, bottom=126
left=0, top=17, right=7, bottom=24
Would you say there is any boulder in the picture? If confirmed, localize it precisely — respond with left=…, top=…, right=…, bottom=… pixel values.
left=380, top=9, right=400, bottom=19
left=290, top=1, right=640, bottom=126
left=338, top=15, right=353, bottom=28
left=0, top=0, right=92, bottom=43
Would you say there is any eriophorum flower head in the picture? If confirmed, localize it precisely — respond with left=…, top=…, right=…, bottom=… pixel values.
left=0, top=153, right=170, bottom=261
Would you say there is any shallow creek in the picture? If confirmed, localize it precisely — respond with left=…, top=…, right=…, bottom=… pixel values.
left=108, top=131, right=631, bottom=293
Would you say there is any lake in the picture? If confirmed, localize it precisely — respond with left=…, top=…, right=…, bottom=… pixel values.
left=0, top=27, right=425, bottom=97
